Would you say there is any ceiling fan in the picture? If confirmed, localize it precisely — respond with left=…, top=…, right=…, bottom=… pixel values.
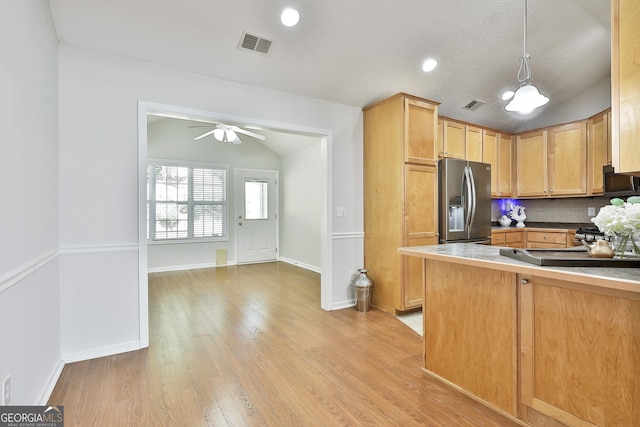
left=192, top=123, right=265, bottom=145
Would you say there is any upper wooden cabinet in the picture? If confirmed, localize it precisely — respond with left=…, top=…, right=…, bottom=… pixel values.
left=611, top=0, right=640, bottom=175
left=498, top=133, right=513, bottom=197
left=588, top=110, right=611, bottom=195
left=465, top=125, right=483, bottom=162
left=547, top=121, right=587, bottom=196
left=363, top=93, right=439, bottom=314
left=483, top=130, right=512, bottom=198
left=440, top=119, right=466, bottom=159
left=515, top=122, right=587, bottom=198
left=405, top=98, right=438, bottom=164
left=516, top=130, right=548, bottom=197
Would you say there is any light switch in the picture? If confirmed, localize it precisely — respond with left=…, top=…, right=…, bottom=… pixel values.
left=337, top=206, right=346, bottom=217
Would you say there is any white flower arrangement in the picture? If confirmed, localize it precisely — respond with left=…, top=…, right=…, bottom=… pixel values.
left=591, top=197, right=640, bottom=255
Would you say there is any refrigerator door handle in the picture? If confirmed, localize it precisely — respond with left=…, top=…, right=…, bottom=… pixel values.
left=468, top=165, right=477, bottom=230
left=464, top=166, right=473, bottom=231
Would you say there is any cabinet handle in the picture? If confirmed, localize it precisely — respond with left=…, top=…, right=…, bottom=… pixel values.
left=521, top=279, right=529, bottom=285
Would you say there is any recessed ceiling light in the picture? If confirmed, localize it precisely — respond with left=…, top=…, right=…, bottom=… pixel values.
left=281, top=8, right=300, bottom=27
left=422, top=58, right=438, bottom=72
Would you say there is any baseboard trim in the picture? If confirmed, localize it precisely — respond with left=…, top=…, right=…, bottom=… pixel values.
left=148, top=261, right=237, bottom=273
left=278, top=257, right=321, bottom=273
left=63, top=340, right=142, bottom=364
left=39, top=359, right=65, bottom=405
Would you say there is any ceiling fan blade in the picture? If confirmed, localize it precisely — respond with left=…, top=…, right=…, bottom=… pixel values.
left=229, top=125, right=266, bottom=140
left=193, top=128, right=217, bottom=141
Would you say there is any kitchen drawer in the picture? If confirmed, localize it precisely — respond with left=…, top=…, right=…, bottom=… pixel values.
left=491, top=232, right=506, bottom=245
left=527, top=242, right=567, bottom=249
left=505, top=232, right=523, bottom=244
left=525, top=231, right=567, bottom=245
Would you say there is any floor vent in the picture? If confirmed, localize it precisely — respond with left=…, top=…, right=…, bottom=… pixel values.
left=463, top=99, right=485, bottom=111
left=239, top=31, right=273, bottom=55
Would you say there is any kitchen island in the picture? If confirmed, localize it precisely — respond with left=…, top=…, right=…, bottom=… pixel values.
left=398, top=243, right=640, bottom=427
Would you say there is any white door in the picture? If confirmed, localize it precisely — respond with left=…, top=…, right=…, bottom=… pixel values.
left=235, top=169, right=279, bottom=264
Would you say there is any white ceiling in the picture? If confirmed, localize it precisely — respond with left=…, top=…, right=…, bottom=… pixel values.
left=48, top=0, right=611, bottom=134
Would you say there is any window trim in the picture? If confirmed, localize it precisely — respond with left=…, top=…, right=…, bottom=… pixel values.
left=147, top=158, right=229, bottom=244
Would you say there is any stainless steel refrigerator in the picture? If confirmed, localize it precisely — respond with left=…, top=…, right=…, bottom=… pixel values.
left=438, top=158, right=492, bottom=244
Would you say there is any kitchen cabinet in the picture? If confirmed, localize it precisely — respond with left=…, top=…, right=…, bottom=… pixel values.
left=422, top=259, right=518, bottom=417
left=465, top=125, right=483, bottom=162
left=399, top=244, right=640, bottom=427
left=611, top=0, right=640, bottom=175
left=588, top=110, right=611, bottom=195
left=519, top=273, right=640, bottom=427
left=524, top=230, right=567, bottom=248
left=515, top=130, right=547, bottom=197
left=363, top=93, right=439, bottom=314
left=548, top=121, right=587, bottom=196
left=440, top=119, right=465, bottom=159
left=491, top=229, right=523, bottom=248
left=515, top=122, right=587, bottom=198
left=483, top=130, right=513, bottom=198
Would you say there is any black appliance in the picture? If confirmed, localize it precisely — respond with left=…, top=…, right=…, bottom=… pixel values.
left=603, top=165, right=640, bottom=197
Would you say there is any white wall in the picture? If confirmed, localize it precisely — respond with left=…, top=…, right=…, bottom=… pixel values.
left=0, top=1, right=62, bottom=404
left=281, top=143, right=322, bottom=271
left=146, top=118, right=281, bottom=271
left=58, top=44, right=364, bottom=359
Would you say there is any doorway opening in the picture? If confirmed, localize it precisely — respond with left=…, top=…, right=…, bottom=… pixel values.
left=137, top=101, right=332, bottom=347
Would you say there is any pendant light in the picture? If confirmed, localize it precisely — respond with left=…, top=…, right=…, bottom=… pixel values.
left=504, top=0, right=549, bottom=114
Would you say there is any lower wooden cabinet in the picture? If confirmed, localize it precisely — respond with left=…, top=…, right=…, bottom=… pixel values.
left=524, top=230, right=567, bottom=248
left=419, top=257, right=640, bottom=427
left=519, top=274, right=640, bottom=427
left=492, top=229, right=577, bottom=249
left=491, top=229, right=524, bottom=248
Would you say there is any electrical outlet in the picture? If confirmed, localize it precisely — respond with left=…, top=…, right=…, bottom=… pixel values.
left=588, top=207, right=596, bottom=217
left=336, top=206, right=346, bottom=217
left=3, top=376, right=10, bottom=405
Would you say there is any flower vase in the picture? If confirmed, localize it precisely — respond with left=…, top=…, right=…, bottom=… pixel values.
left=609, top=234, right=640, bottom=258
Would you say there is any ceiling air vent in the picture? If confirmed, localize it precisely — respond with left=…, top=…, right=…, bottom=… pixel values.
left=239, top=31, right=273, bottom=55
left=463, top=99, right=485, bottom=111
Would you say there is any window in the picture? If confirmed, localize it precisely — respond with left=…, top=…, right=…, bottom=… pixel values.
left=147, top=160, right=228, bottom=241
left=244, top=179, right=269, bottom=220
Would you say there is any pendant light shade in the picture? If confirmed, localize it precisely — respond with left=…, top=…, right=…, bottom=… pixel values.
left=505, top=84, right=549, bottom=114
left=504, top=0, right=549, bottom=113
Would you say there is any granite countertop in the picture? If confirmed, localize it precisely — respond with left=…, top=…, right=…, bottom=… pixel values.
left=398, top=243, right=640, bottom=293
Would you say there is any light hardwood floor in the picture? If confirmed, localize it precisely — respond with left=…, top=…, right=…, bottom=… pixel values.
left=49, top=262, right=519, bottom=426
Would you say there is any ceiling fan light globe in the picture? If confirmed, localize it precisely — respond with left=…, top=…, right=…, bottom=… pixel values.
left=225, top=129, right=238, bottom=143
left=213, top=128, right=225, bottom=141
left=504, top=84, right=549, bottom=113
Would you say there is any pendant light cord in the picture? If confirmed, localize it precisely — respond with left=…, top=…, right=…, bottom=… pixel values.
left=516, top=0, right=531, bottom=85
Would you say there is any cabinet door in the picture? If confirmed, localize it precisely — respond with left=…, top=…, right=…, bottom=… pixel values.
left=482, top=130, right=498, bottom=197
left=498, top=133, right=513, bottom=197
left=465, top=125, right=483, bottom=162
left=612, top=0, right=640, bottom=174
left=548, top=122, right=587, bottom=196
left=519, top=275, right=640, bottom=427
left=405, top=98, right=438, bottom=164
left=589, top=112, right=609, bottom=195
left=403, top=164, right=438, bottom=309
left=516, top=130, right=547, bottom=197
left=425, top=261, right=518, bottom=416
left=442, top=120, right=465, bottom=159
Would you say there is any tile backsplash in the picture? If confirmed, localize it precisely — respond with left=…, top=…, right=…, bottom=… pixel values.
left=491, top=197, right=612, bottom=225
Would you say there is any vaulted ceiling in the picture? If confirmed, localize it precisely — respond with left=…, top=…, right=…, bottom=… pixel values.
left=48, top=0, right=611, bottom=134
